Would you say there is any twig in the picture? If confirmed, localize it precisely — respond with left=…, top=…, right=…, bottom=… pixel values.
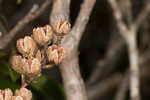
left=0, top=32, right=2, bottom=37
left=87, top=47, right=150, bottom=100
left=87, top=34, right=126, bottom=85
left=42, top=64, right=55, bottom=69
left=88, top=1, right=150, bottom=97
left=134, top=2, right=150, bottom=30
left=87, top=48, right=150, bottom=100
left=21, top=75, right=28, bottom=88
left=108, top=0, right=128, bottom=39
left=125, top=0, right=133, bottom=25
left=0, top=0, right=51, bottom=49
left=70, top=0, right=96, bottom=46
left=114, top=71, right=129, bottom=100
left=108, top=0, right=141, bottom=100
left=87, top=74, right=122, bottom=100
left=114, top=48, right=150, bottom=100
left=87, top=0, right=133, bottom=86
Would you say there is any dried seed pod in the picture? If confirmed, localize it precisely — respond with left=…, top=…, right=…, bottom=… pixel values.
left=17, top=36, right=37, bottom=57
left=0, top=89, right=13, bottom=100
left=4, top=88, right=13, bottom=100
left=22, top=58, right=41, bottom=77
left=10, top=55, right=24, bottom=74
left=15, top=88, right=32, bottom=100
left=0, top=90, right=3, bottom=100
left=12, top=96, right=23, bottom=100
left=33, top=25, right=53, bottom=46
left=35, top=50, right=45, bottom=63
left=46, top=45, right=65, bottom=64
left=53, top=20, right=71, bottom=36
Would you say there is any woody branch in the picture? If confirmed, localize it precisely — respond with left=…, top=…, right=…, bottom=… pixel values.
left=50, top=0, right=96, bottom=100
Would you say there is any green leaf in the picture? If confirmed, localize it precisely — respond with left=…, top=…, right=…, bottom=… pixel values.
left=0, top=52, right=7, bottom=57
left=0, top=77, right=20, bottom=92
left=17, top=0, right=23, bottom=5
left=0, top=60, right=20, bottom=82
left=0, top=61, right=11, bottom=75
left=31, top=75, right=66, bottom=100
left=8, top=66, right=20, bottom=82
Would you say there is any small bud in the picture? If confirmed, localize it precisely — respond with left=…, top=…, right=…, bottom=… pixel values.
left=53, top=20, right=71, bottom=36
left=22, top=58, right=41, bottom=77
left=35, top=50, right=45, bottom=63
left=10, top=55, right=24, bottom=74
left=33, top=25, right=53, bottom=46
left=12, top=96, right=23, bottom=100
left=15, top=88, right=32, bottom=100
left=17, top=36, right=37, bottom=57
left=46, top=45, right=65, bottom=64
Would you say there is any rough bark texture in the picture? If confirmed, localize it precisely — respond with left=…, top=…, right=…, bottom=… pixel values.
left=50, top=0, right=96, bottom=100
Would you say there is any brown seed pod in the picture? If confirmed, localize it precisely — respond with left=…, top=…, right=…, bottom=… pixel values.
left=35, top=50, right=45, bottom=63
left=4, top=88, right=13, bottom=100
left=0, top=88, right=13, bottom=100
left=0, top=90, right=3, bottom=100
left=22, top=58, right=41, bottom=77
left=10, top=55, right=24, bottom=74
left=15, top=88, right=32, bottom=100
left=52, top=20, right=71, bottom=36
left=33, top=25, right=53, bottom=46
left=46, top=45, right=66, bottom=64
left=12, top=96, right=24, bottom=100
left=17, top=36, right=37, bottom=57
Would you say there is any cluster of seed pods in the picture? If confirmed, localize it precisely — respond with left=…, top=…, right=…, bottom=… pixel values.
left=10, top=20, right=70, bottom=77
left=9, top=20, right=70, bottom=100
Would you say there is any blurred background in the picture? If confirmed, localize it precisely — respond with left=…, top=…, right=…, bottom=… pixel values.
left=0, top=0, right=150, bottom=100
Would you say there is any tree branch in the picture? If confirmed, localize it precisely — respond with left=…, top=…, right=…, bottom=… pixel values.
left=134, top=2, right=150, bottom=30
left=114, top=48, right=150, bottom=100
left=114, top=71, right=129, bottom=100
left=87, top=34, right=126, bottom=85
left=0, top=0, right=51, bottom=49
left=50, top=0, right=70, bottom=24
left=87, top=47, right=150, bottom=100
left=50, top=0, right=96, bottom=100
left=71, top=0, right=96, bottom=46
left=108, top=0, right=141, bottom=100
left=87, top=74, right=122, bottom=100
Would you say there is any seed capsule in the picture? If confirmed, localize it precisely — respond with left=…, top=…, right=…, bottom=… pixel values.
left=12, top=96, right=23, bottom=100
left=22, top=58, right=41, bottom=77
left=4, top=89, right=13, bottom=100
left=10, top=55, right=24, bottom=74
left=35, top=50, right=45, bottom=63
left=0, top=88, right=13, bottom=100
left=17, top=36, right=37, bottom=57
left=33, top=25, right=53, bottom=46
left=46, top=45, right=65, bottom=64
left=15, top=88, right=32, bottom=100
left=53, top=20, right=71, bottom=36
left=0, top=90, right=3, bottom=100
left=11, top=55, right=41, bottom=77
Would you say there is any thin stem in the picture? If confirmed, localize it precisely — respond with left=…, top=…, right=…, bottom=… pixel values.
left=21, top=75, right=28, bottom=88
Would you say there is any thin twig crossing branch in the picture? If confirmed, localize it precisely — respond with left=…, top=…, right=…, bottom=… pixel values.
left=108, top=0, right=141, bottom=100
left=0, top=0, right=51, bottom=49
